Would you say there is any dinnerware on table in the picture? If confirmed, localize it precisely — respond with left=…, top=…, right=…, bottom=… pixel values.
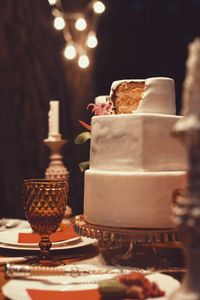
left=5, top=263, right=131, bottom=278
left=0, top=219, right=20, bottom=230
left=0, top=225, right=80, bottom=249
left=0, top=228, right=96, bottom=251
left=23, top=179, right=67, bottom=263
left=4, top=263, right=187, bottom=280
left=0, top=253, right=87, bottom=266
left=2, top=269, right=181, bottom=300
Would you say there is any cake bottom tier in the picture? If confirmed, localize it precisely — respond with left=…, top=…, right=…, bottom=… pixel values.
left=84, top=170, right=186, bottom=229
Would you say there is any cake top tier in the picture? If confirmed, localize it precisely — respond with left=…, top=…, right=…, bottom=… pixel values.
left=110, top=77, right=176, bottom=115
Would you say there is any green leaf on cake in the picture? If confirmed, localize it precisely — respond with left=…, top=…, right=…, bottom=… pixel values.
left=79, top=161, right=90, bottom=172
left=75, top=131, right=91, bottom=144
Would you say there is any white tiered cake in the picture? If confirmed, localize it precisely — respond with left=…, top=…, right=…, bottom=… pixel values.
left=84, top=77, right=187, bottom=229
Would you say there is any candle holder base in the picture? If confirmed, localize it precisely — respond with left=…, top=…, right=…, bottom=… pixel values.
left=44, top=138, right=69, bottom=180
left=44, top=137, right=71, bottom=218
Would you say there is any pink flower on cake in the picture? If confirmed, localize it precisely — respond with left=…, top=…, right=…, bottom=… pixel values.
left=87, top=100, right=114, bottom=116
left=75, top=98, right=114, bottom=172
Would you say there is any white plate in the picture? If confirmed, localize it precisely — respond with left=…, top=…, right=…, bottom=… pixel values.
left=0, top=219, right=29, bottom=231
left=0, top=236, right=96, bottom=251
left=2, top=264, right=180, bottom=300
left=0, top=228, right=80, bottom=248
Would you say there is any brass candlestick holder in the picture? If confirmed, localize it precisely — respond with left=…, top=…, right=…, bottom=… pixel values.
left=44, top=134, right=71, bottom=217
left=170, top=38, right=200, bottom=300
left=44, top=134, right=69, bottom=180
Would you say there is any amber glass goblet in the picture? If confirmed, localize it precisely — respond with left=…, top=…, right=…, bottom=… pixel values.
left=23, top=179, right=67, bottom=263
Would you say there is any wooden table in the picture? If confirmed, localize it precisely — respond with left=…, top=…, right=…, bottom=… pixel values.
left=0, top=271, right=7, bottom=300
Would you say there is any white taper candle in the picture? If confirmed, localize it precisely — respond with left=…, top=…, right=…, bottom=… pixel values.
left=48, top=100, right=59, bottom=137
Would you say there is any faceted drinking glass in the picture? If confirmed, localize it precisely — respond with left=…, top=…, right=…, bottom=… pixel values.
left=23, top=179, right=67, bottom=263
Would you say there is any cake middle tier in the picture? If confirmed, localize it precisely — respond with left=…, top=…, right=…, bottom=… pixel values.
left=90, top=113, right=187, bottom=171
left=84, top=170, right=186, bottom=229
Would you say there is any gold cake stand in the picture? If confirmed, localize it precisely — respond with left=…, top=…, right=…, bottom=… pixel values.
left=72, top=215, right=180, bottom=269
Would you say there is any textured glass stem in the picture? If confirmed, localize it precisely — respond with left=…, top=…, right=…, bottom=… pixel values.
left=39, top=235, right=52, bottom=260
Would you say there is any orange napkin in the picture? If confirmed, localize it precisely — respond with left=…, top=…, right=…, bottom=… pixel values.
left=27, top=288, right=100, bottom=300
left=18, top=224, right=79, bottom=244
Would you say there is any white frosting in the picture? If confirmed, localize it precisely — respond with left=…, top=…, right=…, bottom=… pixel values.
left=110, top=77, right=176, bottom=115
left=111, top=79, right=145, bottom=92
left=95, top=95, right=109, bottom=104
left=84, top=170, right=186, bottom=228
left=90, top=113, right=187, bottom=171
left=137, top=77, right=176, bottom=114
left=84, top=77, right=187, bottom=229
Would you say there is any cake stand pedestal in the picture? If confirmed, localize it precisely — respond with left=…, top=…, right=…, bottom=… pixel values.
left=73, top=215, right=180, bottom=269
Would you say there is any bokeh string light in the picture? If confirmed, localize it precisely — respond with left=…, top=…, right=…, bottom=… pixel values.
left=75, top=17, right=87, bottom=31
left=48, top=0, right=106, bottom=69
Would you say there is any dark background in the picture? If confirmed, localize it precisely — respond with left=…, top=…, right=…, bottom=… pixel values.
left=95, top=0, right=200, bottom=113
left=0, top=0, right=200, bottom=218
